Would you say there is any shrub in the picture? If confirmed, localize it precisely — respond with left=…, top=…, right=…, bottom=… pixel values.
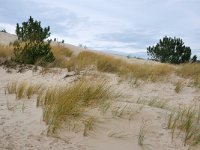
left=13, top=16, right=55, bottom=65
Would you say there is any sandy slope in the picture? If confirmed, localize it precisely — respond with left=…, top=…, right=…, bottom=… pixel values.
left=0, top=32, right=17, bottom=45
left=1, top=66, right=199, bottom=150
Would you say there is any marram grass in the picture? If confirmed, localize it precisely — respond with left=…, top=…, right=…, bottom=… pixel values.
left=167, top=105, right=200, bottom=146
left=5, top=81, right=41, bottom=100
left=37, top=79, right=114, bottom=134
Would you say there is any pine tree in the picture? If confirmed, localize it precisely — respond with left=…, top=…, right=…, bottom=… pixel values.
left=13, top=16, right=55, bottom=64
left=147, top=36, right=192, bottom=64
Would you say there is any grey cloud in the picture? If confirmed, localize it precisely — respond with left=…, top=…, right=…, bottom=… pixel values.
left=96, top=29, right=158, bottom=49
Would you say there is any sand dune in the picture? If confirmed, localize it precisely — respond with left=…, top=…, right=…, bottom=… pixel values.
left=0, top=32, right=200, bottom=150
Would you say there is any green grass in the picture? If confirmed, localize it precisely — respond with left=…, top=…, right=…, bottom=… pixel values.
left=36, top=78, right=114, bottom=134
left=167, top=105, right=200, bottom=146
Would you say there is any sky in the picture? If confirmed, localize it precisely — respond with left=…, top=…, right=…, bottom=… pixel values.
left=0, top=0, right=200, bottom=59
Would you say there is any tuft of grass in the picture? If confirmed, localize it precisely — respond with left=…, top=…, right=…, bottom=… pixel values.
left=83, top=117, right=96, bottom=136
left=37, top=79, right=114, bottom=134
left=137, top=98, right=168, bottom=109
left=26, top=84, right=41, bottom=99
left=0, top=44, right=13, bottom=58
left=5, top=81, right=17, bottom=94
left=138, top=120, right=148, bottom=146
left=167, top=105, right=200, bottom=146
left=16, top=82, right=27, bottom=99
left=174, top=80, right=184, bottom=93
left=176, top=63, right=200, bottom=87
left=5, top=81, right=41, bottom=100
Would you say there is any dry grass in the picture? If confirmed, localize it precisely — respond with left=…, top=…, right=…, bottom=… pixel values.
left=138, top=120, right=148, bottom=146
left=167, top=105, right=200, bottom=146
left=83, top=117, right=96, bottom=136
left=174, top=80, right=184, bottom=93
left=111, top=103, right=143, bottom=119
left=26, top=84, right=41, bottom=99
left=60, top=51, right=174, bottom=82
left=51, top=44, right=73, bottom=58
left=5, top=81, right=17, bottom=94
left=5, top=81, right=41, bottom=100
left=176, top=63, right=200, bottom=87
left=36, top=78, right=114, bottom=134
left=48, top=44, right=73, bottom=68
left=136, top=98, right=168, bottom=109
left=107, top=130, right=130, bottom=139
left=16, top=81, right=27, bottom=99
left=0, top=44, right=13, bottom=58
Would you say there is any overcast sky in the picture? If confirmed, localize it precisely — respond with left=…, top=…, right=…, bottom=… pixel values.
left=0, top=0, right=200, bottom=57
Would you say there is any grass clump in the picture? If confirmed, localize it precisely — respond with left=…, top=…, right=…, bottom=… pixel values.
left=137, top=98, right=168, bottom=109
left=5, top=81, right=41, bottom=99
left=174, top=80, right=184, bottom=93
left=50, top=44, right=73, bottom=68
left=176, top=63, right=200, bottom=87
left=83, top=117, right=96, bottom=136
left=138, top=120, right=148, bottom=146
left=26, top=84, right=41, bottom=99
left=37, top=79, right=114, bottom=134
left=0, top=44, right=13, bottom=58
left=16, top=82, right=27, bottom=99
left=167, top=105, right=200, bottom=146
left=5, top=81, right=17, bottom=94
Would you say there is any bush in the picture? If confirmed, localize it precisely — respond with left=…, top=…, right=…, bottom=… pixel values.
left=13, top=16, right=55, bottom=64
left=147, top=36, right=192, bottom=64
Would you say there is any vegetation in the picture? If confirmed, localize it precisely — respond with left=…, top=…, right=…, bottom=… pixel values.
left=138, top=120, right=148, bottom=146
left=5, top=81, right=41, bottom=100
left=147, top=36, right=195, bottom=64
left=0, top=44, right=13, bottom=58
left=13, top=16, right=55, bottom=64
left=167, top=105, right=200, bottom=146
left=136, top=98, right=168, bottom=109
left=36, top=79, right=114, bottom=134
left=176, top=63, right=200, bottom=87
left=0, top=29, right=7, bottom=33
left=50, top=44, right=73, bottom=67
left=5, top=81, right=17, bottom=94
left=83, top=117, right=96, bottom=136
left=174, top=80, right=184, bottom=93
left=61, top=51, right=174, bottom=81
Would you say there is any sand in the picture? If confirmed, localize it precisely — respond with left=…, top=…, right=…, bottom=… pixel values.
left=1, top=65, right=199, bottom=150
